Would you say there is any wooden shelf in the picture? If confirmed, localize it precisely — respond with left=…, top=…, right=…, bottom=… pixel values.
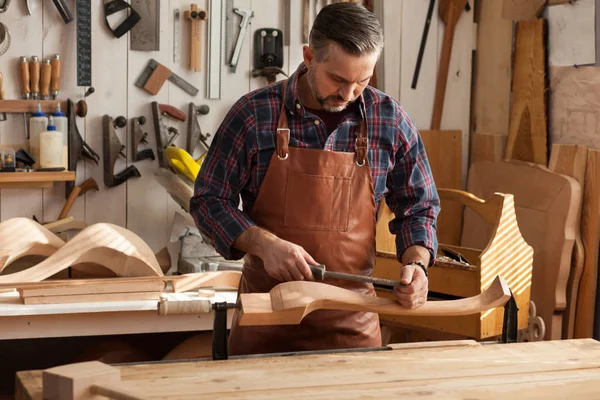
left=0, top=171, right=75, bottom=189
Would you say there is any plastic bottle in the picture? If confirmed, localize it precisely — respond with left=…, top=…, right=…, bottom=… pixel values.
left=29, top=102, right=48, bottom=170
left=39, top=116, right=64, bottom=170
left=51, top=103, right=69, bottom=170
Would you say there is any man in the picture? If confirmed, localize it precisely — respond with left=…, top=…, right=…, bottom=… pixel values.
left=190, top=2, right=440, bottom=356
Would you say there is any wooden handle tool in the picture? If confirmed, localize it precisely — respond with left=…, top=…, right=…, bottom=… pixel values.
left=18, top=57, right=31, bottom=138
left=29, top=56, right=40, bottom=100
left=40, top=59, right=52, bottom=100
left=431, top=0, right=467, bottom=130
left=50, top=54, right=61, bottom=100
left=184, top=4, right=206, bottom=72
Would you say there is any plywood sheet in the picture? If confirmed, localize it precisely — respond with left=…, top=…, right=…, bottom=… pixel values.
left=545, top=0, right=596, bottom=66
left=463, top=160, right=581, bottom=340
left=549, top=66, right=600, bottom=149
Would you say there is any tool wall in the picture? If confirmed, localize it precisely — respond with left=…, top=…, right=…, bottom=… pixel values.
left=0, top=0, right=474, bottom=260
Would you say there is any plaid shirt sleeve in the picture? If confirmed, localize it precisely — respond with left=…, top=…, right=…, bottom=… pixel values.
left=190, top=96, right=257, bottom=260
left=386, top=114, right=440, bottom=266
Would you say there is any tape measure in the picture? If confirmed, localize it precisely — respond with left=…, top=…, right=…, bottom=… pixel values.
left=76, top=0, right=92, bottom=86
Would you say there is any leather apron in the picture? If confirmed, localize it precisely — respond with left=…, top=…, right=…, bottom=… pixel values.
left=228, top=80, right=381, bottom=356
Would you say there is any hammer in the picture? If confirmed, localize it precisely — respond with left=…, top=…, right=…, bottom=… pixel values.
left=57, top=178, right=99, bottom=220
left=309, top=264, right=408, bottom=288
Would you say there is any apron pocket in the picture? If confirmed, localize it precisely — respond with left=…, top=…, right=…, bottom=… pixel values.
left=284, top=172, right=351, bottom=231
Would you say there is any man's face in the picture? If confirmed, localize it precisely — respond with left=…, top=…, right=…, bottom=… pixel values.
left=304, top=42, right=378, bottom=112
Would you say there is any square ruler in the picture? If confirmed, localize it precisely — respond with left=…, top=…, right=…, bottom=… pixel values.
left=76, top=0, right=92, bottom=86
left=134, top=59, right=199, bottom=96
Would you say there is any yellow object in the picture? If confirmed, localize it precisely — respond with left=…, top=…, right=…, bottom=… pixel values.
left=164, top=146, right=204, bottom=182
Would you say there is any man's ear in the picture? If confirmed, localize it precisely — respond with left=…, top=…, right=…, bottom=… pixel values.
left=303, top=45, right=315, bottom=69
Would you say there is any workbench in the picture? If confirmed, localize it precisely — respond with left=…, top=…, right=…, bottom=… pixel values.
left=0, top=290, right=236, bottom=340
left=14, top=339, right=600, bottom=399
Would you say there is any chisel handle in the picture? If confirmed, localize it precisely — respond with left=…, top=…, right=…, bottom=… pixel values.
left=40, top=59, right=52, bottom=100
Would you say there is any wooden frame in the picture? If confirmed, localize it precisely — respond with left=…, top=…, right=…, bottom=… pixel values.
left=373, top=189, right=534, bottom=339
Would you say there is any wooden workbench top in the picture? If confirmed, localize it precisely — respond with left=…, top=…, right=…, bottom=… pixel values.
left=15, top=339, right=600, bottom=399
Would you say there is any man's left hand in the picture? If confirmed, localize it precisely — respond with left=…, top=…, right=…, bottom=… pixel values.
left=393, top=263, right=428, bottom=309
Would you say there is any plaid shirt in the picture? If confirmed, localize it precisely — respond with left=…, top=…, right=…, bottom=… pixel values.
left=191, top=63, right=440, bottom=263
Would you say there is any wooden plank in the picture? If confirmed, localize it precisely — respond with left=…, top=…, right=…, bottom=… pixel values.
left=548, top=144, right=588, bottom=339
left=470, top=132, right=506, bottom=165
left=574, top=149, right=600, bottom=338
left=171, top=271, right=241, bottom=292
left=18, top=279, right=165, bottom=297
left=420, top=130, right=462, bottom=245
left=465, top=160, right=580, bottom=340
left=15, top=339, right=600, bottom=400
left=22, top=291, right=161, bottom=305
left=505, top=19, right=548, bottom=165
left=472, top=0, right=513, bottom=135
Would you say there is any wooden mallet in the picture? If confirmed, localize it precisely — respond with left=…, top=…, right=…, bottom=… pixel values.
left=43, top=361, right=144, bottom=400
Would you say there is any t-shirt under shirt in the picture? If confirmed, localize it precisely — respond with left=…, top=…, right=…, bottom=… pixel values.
left=304, top=100, right=361, bottom=133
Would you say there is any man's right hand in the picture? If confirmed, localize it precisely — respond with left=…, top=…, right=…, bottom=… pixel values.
left=260, top=237, right=316, bottom=282
left=233, top=226, right=316, bottom=282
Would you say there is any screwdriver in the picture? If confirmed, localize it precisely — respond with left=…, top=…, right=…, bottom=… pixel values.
left=40, top=59, right=51, bottom=100
left=18, top=56, right=30, bottom=139
left=50, top=54, right=60, bottom=100
left=29, top=55, right=40, bottom=100
left=0, top=72, right=6, bottom=121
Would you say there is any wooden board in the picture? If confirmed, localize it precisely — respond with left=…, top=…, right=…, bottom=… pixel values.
left=574, top=149, right=600, bottom=338
left=463, top=160, right=580, bottom=340
left=238, top=275, right=510, bottom=326
left=469, top=132, right=507, bottom=165
left=171, top=271, right=242, bottom=293
left=22, top=291, right=161, bottom=305
left=420, top=130, right=463, bottom=245
left=548, top=144, right=588, bottom=339
left=472, top=0, right=513, bottom=135
left=0, top=223, right=163, bottom=284
left=16, top=339, right=600, bottom=400
left=505, top=19, right=548, bottom=165
left=18, top=279, right=166, bottom=298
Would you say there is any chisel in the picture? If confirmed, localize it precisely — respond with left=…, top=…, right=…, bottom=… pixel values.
left=309, top=264, right=408, bottom=288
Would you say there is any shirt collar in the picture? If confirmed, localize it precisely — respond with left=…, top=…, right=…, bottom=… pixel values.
left=283, top=62, right=368, bottom=120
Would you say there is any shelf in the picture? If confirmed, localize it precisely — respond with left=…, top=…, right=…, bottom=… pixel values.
left=0, top=171, right=75, bottom=189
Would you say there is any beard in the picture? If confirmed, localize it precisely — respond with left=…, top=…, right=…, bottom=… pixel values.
left=307, top=67, right=354, bottom=112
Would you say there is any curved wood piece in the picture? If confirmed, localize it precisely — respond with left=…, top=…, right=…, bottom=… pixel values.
left=239, top=275, right=510, bottom=326
left=0, top=223, right=163, bottom=284
left=438, top=188, right=504, bottom=226
left=0, top=218, right=65, bottom=274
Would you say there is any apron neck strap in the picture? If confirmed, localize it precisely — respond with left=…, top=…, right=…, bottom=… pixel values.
left=276, top=80, right=291, bottom=159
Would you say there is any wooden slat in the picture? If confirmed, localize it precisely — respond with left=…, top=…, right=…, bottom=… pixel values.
left=548, top=144, right=588, bottom=339
left=470, top=132, right=507, bottom=165
left=420, top=130, right=463, bottom=246
left=472, top=0, right=513, bottom=135
left=22, top=291, right=161, bottom=305
left=574, top=149, right=600, bottom=338
left=505, top=19, right=548, bottom=165
left=0, top=172, right=74, bottom=183
left=502, top=0, right=546, bottom=20
left=18, top=279, right=166, bottom=297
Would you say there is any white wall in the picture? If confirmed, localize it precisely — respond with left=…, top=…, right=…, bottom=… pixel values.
left=0, top=0, right=474, bottom=259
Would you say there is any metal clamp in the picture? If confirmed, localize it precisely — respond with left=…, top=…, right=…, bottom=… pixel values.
left=501, top=289, right=519, bottom=343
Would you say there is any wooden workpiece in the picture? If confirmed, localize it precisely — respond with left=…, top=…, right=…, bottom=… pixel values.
left=0, top=222, right=163, bottom=284
left=16, top=339, right=600, bottom=399
left=0, top=217, right=65, bottom=274
left=238, top=275, right=510, bottom=326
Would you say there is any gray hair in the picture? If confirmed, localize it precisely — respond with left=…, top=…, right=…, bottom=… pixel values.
left=309, top=2, right=384, bottom=62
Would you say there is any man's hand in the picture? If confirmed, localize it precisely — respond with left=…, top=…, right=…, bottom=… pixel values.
left=261, top=238, right=316, bottom=282
left=233, top=226, right=316, bottom=282
left=393, top=263, right=428, bottom=309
